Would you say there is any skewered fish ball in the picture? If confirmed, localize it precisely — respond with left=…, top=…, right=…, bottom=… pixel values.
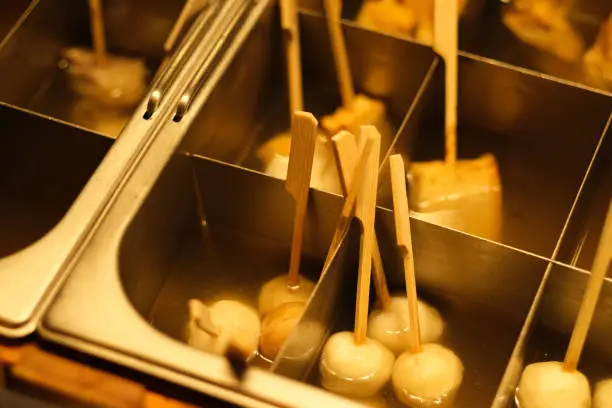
left=392, top=343, right=463, bottom=408
left=259, top=302, right=306, bottom=360
left=516, top=361, right=591, bottom=408
left=258, top=275, right=316, bottom=317
left=319, top=331, right=394, bottom=398
left=368, top=296, right=444, bottom=356
left=187, top=299, right=261, bottom=357
left=594, top=379, right=612, bottom=408
left=502, top=0, right=584, bottom=63
left=258, top=133, right=343, bottom=195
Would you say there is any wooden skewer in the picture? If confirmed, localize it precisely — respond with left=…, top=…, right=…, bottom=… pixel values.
left=322, top=131, right=374, bottom=271
left=389, top=154, right=422, bottom=354
left=286, top=112, right=318, bottom=286
left=323, top=0, right=355, bottom=107
left=280, top=0, right=304, bottom=115
left=353, top=126, right=381, bottom=344
left=88, top=0, right=108, bottom=65
left=434, top=0, right=458, bottom=167
left=564, top=200, right=612, bottom=371
left=332, top=131, right=391, bottom=310
left=164, top=0, right=208, bottom=52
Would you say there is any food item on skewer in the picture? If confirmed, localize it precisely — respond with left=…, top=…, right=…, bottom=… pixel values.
left=355, top=0, right=468, bottom=44
left=516, top=201, right=612, bottom=408
left=408, top=154, right=502, bottom=240
left=594, top=379, right=612, bottom=408
left=320, top=331, right=395, bottom=398
left=257, top=0, right=343, bottom=194
left=259, top=302, right=306, bottom=360
left=63, top=0, right=148, bottom=138
left=389, top=154, right=463, bottom=408
left=258, top=133, right=343, bottom=195
left=321, top=0, right=394, bottom=148
left=517, top=362, right=590, bottom=408
left=502, top=0, right=584, bottom=62
left=392, top=344, right=464, bottom=407
left=368, top=296, right=444, bottom=356
left=258, top=275, right=315, bottom=318
left=584, top=14, right=612, bottom=90
left=257, top=112, right=318, bottom=355
left=408, top=0, right=502, bottom=241
left=319, top=127, right=395, bottom=398
left=187, top=299, right=261, bottom=358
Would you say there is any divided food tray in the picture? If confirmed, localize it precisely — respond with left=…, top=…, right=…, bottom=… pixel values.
left=0, top=0, right=608, bottom=407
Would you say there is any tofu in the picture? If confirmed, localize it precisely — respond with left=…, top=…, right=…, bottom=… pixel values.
left=408, top=154, right=502, bottom=241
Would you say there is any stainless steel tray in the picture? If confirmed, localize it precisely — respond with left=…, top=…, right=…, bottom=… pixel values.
left=35, top=2, right=612, bottom=408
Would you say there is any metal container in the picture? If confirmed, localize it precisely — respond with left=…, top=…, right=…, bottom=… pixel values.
left=379, top=52, right=612, bottom=257
left=34, top=4, right=584, bottom=408
left=0, top=0, right=229, bottom=337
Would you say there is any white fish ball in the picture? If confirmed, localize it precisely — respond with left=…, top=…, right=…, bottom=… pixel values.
left=259, top=302, right=306, bottom=360
left=319, top=331, right=394, bottom=398
left=594, top=378, right=612, bottom=408
left=392, top=343, right=463, bottom=408
left=516, top=361, right=590, bottom=408
left=258, top=275, right=315, bottom=317
left=368, top=296, right=444, bottom=355
left=187, top=299, right=261, bottom=357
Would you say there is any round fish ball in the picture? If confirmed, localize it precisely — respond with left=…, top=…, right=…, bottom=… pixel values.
left=594, top=379, right=612, bottom=408
left=260, top=302, right=306, bottom=360
left=319, top=331, right=394, bottom=398
left=368, top=296, right=444, bottom=355
left=516, top=361, right=590, bottom=408
left=392, top=344, right=463, bottom=408
left=258, top=275, right=316, bottom=317
left=187, top=299, right=261, bottom=357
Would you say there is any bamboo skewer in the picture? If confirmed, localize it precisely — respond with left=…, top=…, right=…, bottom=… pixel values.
left=389, top=154, right=422, bottom=353
left=88, top=0, right=107, bottom=65
left=564, top=200, right=612, bottom=371
left=322, top=131, right=374, bottom=272
left=286, top=112, right=318, bottom=286
left=434, top=0, right=458, bottom=167
left=323, top=0, right=355, bottom=107
left=353, top=126, right=381, bottom=344
left=280, top=0, right=304, bottom=114
left=331, top=130, right=391, bottom=309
